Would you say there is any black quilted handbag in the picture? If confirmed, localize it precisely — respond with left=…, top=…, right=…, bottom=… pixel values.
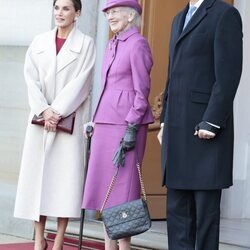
left=100, top=162, right=151, bottom=240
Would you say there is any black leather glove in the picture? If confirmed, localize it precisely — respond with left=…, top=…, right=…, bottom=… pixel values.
left=112, top=124, right=138, bottom=167
left=121, top=124, right=138, bottom=151
left=195, top=121, right=220, bottom=135
left=112, top=143, right=126, bottom=167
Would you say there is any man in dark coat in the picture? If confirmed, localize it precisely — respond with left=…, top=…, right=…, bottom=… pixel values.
left=158, top=0, right=243, bottom=249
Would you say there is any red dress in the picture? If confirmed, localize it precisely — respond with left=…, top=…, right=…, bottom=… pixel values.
left=56, top=36, right=66, bottom=54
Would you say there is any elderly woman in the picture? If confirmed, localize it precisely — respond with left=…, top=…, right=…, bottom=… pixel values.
left=81, top=0, right=153, bottom=249
left=14, top=0, right=95, bottom=249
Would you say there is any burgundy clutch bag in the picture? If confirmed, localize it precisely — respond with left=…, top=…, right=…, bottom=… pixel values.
left=31, top=112, right=76, bottom=134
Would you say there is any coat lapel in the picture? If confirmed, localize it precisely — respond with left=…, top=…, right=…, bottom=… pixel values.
left=176, top=4, right=189, bottom=40
left=176, top=0, right=216, bottom=46
left=34, top=28, right=57, bottom=104
left=102, top=27, right=139, bottom=84
left=92, top=36, right=118, bottom=120
left=56, top=27, right=84, bottom=74
left=93, top=27, right=139, bottom=120
left=102, top=36, right=118, bottom=84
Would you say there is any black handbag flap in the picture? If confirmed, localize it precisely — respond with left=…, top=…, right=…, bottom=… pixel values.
left=101, top=199, right=149, bottom=227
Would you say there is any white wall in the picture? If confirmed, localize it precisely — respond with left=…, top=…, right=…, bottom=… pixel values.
left=221, top=0, right=250, bottom=219
left=0, top=0, right=52, bottom=46
left=0, top=46, right=31, bottom=238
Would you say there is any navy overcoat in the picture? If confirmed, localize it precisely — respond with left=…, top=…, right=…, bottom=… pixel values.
left=160, top=0, right=243, bottom=189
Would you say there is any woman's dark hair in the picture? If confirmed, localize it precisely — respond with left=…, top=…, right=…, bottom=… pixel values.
left=53, top=0, right=82, bottom=12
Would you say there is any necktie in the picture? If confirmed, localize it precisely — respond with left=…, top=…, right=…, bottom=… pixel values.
left=183, top=5, right=197, bottom=30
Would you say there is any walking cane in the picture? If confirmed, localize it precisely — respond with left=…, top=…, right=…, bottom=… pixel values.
left=78, top=125, right=93, bottom=250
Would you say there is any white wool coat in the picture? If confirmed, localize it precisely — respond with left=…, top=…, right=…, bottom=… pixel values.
left=14, top=27, right=96, bottom=221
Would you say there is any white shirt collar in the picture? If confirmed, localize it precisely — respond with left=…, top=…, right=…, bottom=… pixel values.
left=190, top=0, right=205, bottom=15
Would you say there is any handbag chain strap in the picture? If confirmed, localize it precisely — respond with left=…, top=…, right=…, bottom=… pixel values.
left=100, top=162, right=147, bottom=213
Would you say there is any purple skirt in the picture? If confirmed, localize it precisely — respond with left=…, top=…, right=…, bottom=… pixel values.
left=82, top=123, right=148, bottom=210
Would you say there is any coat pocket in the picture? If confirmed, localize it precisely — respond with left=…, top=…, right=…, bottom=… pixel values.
left=190, top=89, right=211, bottom=104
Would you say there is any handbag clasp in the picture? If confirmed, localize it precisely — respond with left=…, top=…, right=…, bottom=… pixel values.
left=121, top=211, right=128, bottom=219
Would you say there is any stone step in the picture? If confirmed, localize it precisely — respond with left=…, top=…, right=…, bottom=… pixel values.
left=46, top=218, right=250, bottom=250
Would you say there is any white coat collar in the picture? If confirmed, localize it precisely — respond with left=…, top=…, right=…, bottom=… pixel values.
left=34, top=26, right=85, bottom=73
left=56, top=27, right=85, bottom=73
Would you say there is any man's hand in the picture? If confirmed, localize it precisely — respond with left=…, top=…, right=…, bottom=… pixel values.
left=194, top=121, right=219, bottom=139
left=194, top=129, right=216, bottom=139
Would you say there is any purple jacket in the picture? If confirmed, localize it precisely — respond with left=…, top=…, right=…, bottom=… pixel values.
left=93, top=27, right=154, bottom=125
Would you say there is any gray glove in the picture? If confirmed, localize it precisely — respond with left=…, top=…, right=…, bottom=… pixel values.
left=112, top=144, right=126, bottom=167
left=122, top=123, right=138, bottom=151
left=112, top=124, right=138, bottom=167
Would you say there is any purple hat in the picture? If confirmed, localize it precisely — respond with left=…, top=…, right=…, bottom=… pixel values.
left=102, top=0, right=142, bottom=15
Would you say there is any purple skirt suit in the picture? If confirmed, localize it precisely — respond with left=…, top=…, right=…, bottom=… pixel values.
left=82, top=27, right=154, bottom=210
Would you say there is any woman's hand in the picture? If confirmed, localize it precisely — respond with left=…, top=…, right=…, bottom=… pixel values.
left=121, top=124, right=138, bottom=151
left=83, top=122, right=94, bottom=139
left=42, top=108, right=61, bottom=132
left=44, top=120, right=57, bottom=132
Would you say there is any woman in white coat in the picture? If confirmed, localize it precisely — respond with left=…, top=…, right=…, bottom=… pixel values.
left=14, top=0, right=96, bottom=249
